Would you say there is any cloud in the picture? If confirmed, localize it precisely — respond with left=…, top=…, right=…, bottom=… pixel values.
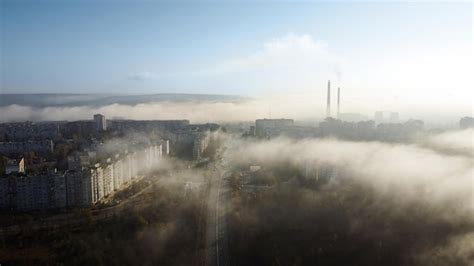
left=204, top=33, right=344, bottom=92
left=0, top=94, right=469, bottom=124
left=226, top=34, right=333, bottom=69
left=222, top=132, right=474, bottom=264
left=424, top=129, right=474, bottom=156
left=127, top=71, right=158, bottom=81
left=225, top=136, right=474, bottom=221
left=188, top=33, right=471, bottom=116
left=0, top=95, right=329, bottom=123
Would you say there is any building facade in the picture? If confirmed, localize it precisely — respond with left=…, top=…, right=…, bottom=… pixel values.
left=0, top=142, right=166, bottom=211
left=93, top=114, right=107, bottom=131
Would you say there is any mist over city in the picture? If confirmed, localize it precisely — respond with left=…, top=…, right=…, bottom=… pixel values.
left=0, top=1, right=472, bottom=266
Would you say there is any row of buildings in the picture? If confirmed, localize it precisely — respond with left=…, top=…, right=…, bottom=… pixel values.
left=0, top=140, right=54, bottom=157
left=0, top=141, right=168, bottom=211
left=0, top=114, right=219, bottom=212
left=0, top=115, right=216, bottom=161
left=250, top=118, right=425, bottom=142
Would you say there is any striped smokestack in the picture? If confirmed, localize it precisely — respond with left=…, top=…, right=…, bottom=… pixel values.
left=326, top=80, right=331, bottom=118
left=337, top=87, right=340, bottom=119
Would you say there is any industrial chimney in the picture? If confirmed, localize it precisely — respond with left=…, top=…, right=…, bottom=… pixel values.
left=337, top=87, right=340, bottom=119
left=326, top=80, right=331, bottom=118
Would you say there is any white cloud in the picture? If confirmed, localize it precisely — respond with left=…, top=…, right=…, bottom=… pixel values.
left=127, top=71, right=158, bottom=81
left=0, top=97, right=324, bottom=123
left=424, top=129, right=474, bottom=156
left=206, top=33, right=344, bottom=92
left=226, top=135, right=474, bottom=221
left=191, top=32, right=472, bottom=117
left=226, top=34, right=335, bottom=69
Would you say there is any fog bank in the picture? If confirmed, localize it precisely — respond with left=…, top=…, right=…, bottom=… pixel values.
left=424, top=129, right=474, bottom=156
left=0, top=95, right=469, bottom=124
left=224, top=131, right=473, bottom=265
left=226, top=136, right=474, bottom=221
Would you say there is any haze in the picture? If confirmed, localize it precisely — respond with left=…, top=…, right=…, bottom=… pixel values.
left=1, top=1, right=472, bottom=119
left=0, top=1, right=473, bottom=266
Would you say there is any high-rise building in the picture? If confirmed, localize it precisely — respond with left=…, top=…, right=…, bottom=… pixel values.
left=1, top=143, right=167, bottom=210
left=93, top=114, right=107, bottom=131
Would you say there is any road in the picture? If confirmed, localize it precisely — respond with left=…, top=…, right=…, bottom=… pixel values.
left=206, top=166, right=231, bottom=266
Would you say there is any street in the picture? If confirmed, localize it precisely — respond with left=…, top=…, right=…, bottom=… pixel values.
left=206, top=161, right=231, bottom=266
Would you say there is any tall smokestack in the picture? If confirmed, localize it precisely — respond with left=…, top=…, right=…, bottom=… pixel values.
left=337, top=87, right=340, bottom=119
left=326, top=80, right=331, bottom=118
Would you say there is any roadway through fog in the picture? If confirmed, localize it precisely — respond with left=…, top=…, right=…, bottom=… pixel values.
left=206, top=160, right=231, bottom=266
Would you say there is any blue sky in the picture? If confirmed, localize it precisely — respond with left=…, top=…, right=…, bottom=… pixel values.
left=1, top=0, right=472, bottom=108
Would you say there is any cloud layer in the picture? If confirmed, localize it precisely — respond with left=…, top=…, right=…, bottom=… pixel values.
left=424, top=129, right=474, bottom=156
left=221, top=129, right=473, bottom=265
left=127, top=71, right=158, bottom=81
left=205, top=33, right=343, bottom=93
left=0, top=96, right=329, bottom=123
left=226, top=134, right=474, bottom=221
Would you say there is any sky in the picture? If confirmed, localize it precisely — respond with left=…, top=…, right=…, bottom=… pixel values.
left=0, top=1, right=472, bottom=116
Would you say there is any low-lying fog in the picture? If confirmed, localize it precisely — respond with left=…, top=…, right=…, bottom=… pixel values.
left=0, top=94, right=470, bottom=125
left=221, top=128, right=473, bottom=265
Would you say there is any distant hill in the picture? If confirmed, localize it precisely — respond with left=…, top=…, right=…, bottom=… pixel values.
left=0, top=93, right=247, bottom=107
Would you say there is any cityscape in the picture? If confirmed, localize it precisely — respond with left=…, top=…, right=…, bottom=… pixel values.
left=1, top=1, right=473, bottom=266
